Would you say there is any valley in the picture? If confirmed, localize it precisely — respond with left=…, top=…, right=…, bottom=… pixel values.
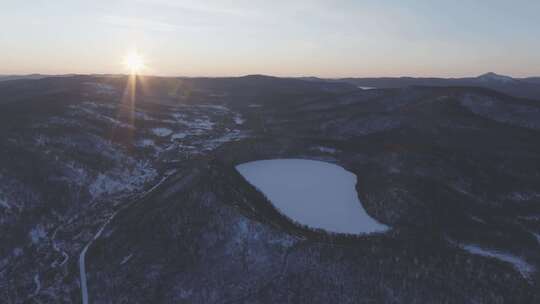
left=0, top=75, right=539, bottom=303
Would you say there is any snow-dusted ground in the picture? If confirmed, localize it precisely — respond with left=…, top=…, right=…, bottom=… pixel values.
left=83, top=82, right=117, bottom=95
left=236, top=159, right=389, bottom=234
left=29, top=225, right=47, bottom=244
left=68, top=104, right=132, bottom=129
left=311, top=146, right=339, bottom=154
left=151, top=128, right=173, bottom=137
left=28, top=273, right=41, bottom=300
left=233, top=114, right=245, bottom=125
left=88, top=161, right=157, bottom=200
left=461, top=244, right=535, bottom=279
left=0, top=197, right=10, bottom=209
left=171, top=133, right=187, bottom=140
left=136, top=139, right=155, bottom=148
left=51, top=226, right=69, bottom=268
left=120, top=253, right=133, bottom=265
left=533, top=232, right=540, bottom=244
left=460, top=94, right=540, bottom=130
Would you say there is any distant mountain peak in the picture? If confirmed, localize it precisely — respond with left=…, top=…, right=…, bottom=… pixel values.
left=477, top=72, right=515, bottom=83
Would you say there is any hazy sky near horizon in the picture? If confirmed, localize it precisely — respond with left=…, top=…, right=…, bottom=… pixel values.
left=1, top=0, right=539, bottom=77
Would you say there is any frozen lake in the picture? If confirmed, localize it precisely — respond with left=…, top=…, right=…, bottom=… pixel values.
left=236, top=159, right=389, bottom=234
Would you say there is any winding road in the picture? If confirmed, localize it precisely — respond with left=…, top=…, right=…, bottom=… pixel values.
left=79, top=211, right=118, bottom=304
left=78, top=172, right=174, bottom=304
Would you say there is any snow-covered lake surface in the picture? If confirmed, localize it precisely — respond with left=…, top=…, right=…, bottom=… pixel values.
left=236, top=159, right=389, bottom=234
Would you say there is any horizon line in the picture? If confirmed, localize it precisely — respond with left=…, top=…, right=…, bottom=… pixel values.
left=1, top=72, right=539, bottom=80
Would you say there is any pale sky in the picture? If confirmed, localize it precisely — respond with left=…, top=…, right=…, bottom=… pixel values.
left=1, top=0, right=539, bottom=77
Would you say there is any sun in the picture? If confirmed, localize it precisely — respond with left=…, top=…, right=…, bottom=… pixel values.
left=123, top=51, right=145, bottom=74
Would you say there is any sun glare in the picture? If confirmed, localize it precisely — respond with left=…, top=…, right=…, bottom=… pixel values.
left=123, top=51, right=145, bottom=74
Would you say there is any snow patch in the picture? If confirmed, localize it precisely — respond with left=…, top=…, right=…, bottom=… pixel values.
left=517, top=215, right=540, bottom=221
left=84, top=82, right=117, bottom=95
left=233, top=114, right=245, bottom=125
left=70, top=105, right=132, bottom=129
left=120, top=253, right=133, bottom=265
left=312, top=146, right=339, bottom=154
left=462, top=244, right=535, bottom=279
left=508, top=191, right=540, bottom=202
left=0, top=197, right=10, bottom=209
left=171, top=113, right=185, bottom=121
left=470, top=216, right=486, bottom=224
left=34, top=135, right=47, bottom=147
left=37, top=116, right=82, bottom=128
left=171, top=133, right=187, bottom=140
left=191, top=118, right=214, bottom=130
left=13, top=247, right=23, bottom=257
left=62, top=161, right=90, bottom=187
left=135, top=111, right=155, bottom=121
left=151, top=128, right=173, bottom=137
left=136, top=139, right=155, bottom=148
left=31, top=273, right=41, bottom=297
left=197, top=104, right=229, bottom=111
left=532, top=232, right=540, bottom=244
left=202, top=130, right=246, bottom=151
left=236, top=159, right=389, bottom=235
left=29, top=225, right=47, bottom=244
left=460, top=94, right=540, bottom=130
left=88, top=161, right=157, bottom=200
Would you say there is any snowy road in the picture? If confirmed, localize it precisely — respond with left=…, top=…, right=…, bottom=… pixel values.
left=79, top=211, right=118, bottom=304
left=79, top=172, right=174, bottom=304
